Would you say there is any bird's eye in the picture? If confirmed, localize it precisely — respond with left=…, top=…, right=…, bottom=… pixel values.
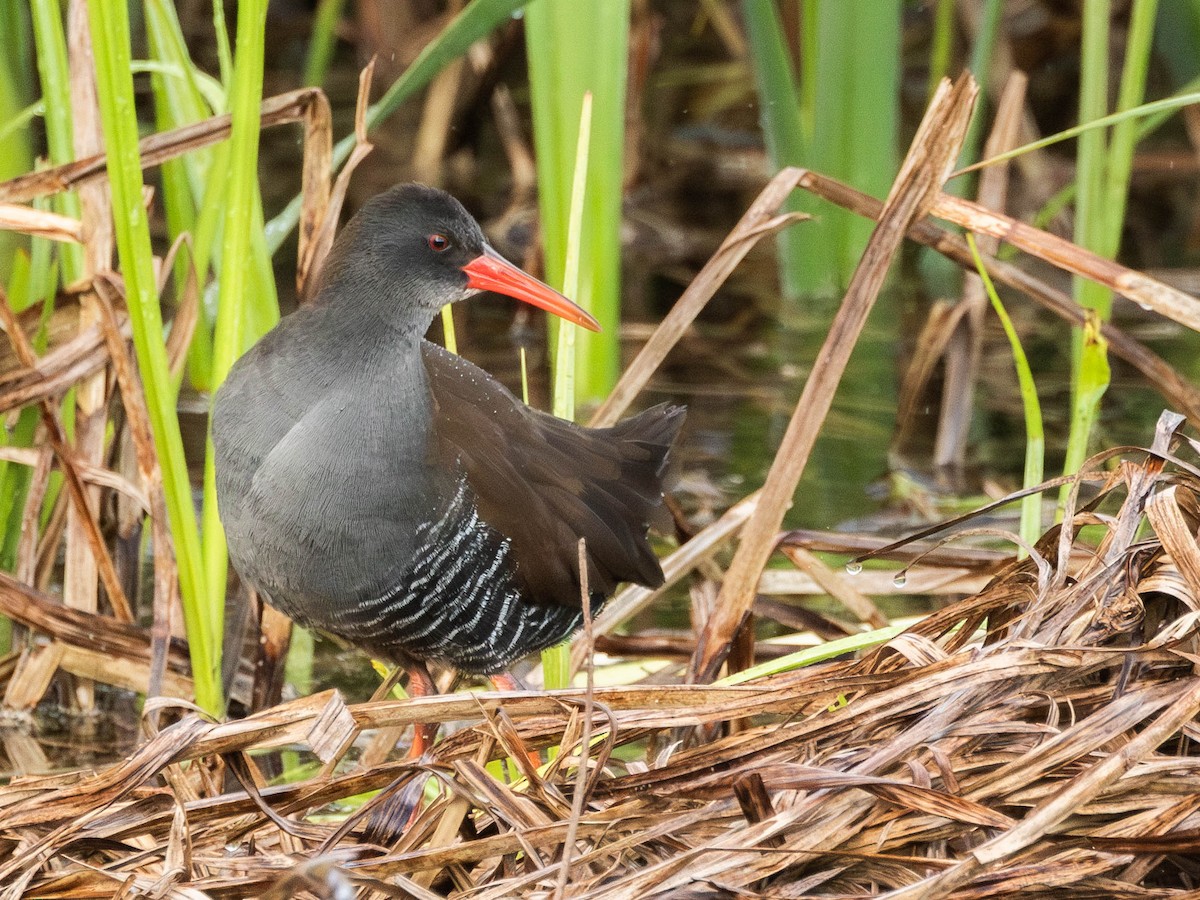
left=427, top=233, right=451, bottom=252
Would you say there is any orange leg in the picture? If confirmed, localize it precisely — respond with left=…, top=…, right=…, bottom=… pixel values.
left=374, top=664, right=439, bottom=839
left=406, top=663, right=439, bottom=758
left=488, top=672, right=522, bottom=692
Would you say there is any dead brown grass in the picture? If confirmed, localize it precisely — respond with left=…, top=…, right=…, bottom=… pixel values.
left=2, top=427, right=1200, bottom=897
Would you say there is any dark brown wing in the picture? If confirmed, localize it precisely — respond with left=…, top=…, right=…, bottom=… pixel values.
left=422, top=341, right=683, bottom=608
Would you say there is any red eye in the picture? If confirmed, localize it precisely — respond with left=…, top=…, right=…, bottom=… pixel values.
left=428, top=233, right=450, bottom=252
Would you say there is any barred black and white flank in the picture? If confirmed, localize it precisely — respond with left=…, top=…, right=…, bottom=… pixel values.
left=329, top=478, right=586, bottom=673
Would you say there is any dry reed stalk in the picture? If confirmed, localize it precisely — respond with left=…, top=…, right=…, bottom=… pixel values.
left=0, top=298, right=126, bottom=408
left=0, top=87, right=334, bottom=247
left=692, top=74, right=980, bottom=683
left=0, top=204, right=82, bottom=243
left=797, top=171, right=1200, bottom=423
left=589, top=167, right=808, bottom=428
left=90, top=278, right=180, bottom=705
left=5, top=482, right=1200, bottom=896
left=0, top=286, right=131, bottom=623
left=929, top=70, right=1027, bottom=469
left=63, top=3, right=113, bottom=715
left=765, top=566, right=989, bottom=602
left=0, top=570, right=191, bottom=688
left=299, top=61, right=374, bottom=300
left=933, top=190, right=1200, bottom=332
left=778, top=544, right=888, bottom=628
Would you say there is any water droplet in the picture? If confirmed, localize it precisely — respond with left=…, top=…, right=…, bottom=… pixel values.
left=892, top=572, right=908, bottom=588
left=845, top=561, right=862, bottom=576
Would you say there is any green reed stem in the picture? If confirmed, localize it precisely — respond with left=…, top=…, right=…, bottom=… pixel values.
left=440, top=305, right=457, bottom=355
left=968, top=234, right=1044, bottom=551
left=927, top=0, right=955, bottom=103
left=88, top=0, right=218, bottom=713
left=542, top=90, right=594, bottom=692
left=0, top=0, right=33, bottom=284
left=1061, top=0, right=1156, bottom=500
left=527, top=0, right=626, bottom=406
left=550, top=92, right=593, bottom=423
left=742, top=0, right=812, bottom=300
left=144, top=0, right=214, bottom=363
left=30, top=0, right=80, bottom=280
left=304, top=0, right=347, bottom=87
left=0, top=0, right=79, bottom=594
left=787, top=0, right=900, bottom=295
left=200, top=0, right=271, bottom=715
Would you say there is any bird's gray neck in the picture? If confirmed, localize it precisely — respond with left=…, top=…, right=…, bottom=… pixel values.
left=277, top=299, right=434, bottom=429
left=312, top=252, right=442, bottom=341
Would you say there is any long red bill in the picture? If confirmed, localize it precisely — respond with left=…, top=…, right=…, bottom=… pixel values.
left=462, top=246, right=601, bottom=332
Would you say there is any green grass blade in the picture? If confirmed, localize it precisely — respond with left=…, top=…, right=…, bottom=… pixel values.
left=519, top=347, right=529, bottom=405
left=1061, top=0, right=1155, bottom=494
left=1102, top=0, right=1158, bottom=258
left=542, top=645, right=570, bottom=693
left=1074, top=0, right=1111, bottom=302
left=144, top=0, right=225, bottom=391
left=364, top=0, right=533, bottom=150
left=211, top=0, right=233, bottom=86
left=542, top=91, right=594, bottom=690
left=967, top=235, right=1044, bottom=550
left=799, top=0, right=816, bottom=136
left=1061, top=0, right=1110, bottom=488
left=813, top=1, right=900, bottom=287
left=246, top=197, right=281, bottom=342
left=31, top=0, right=82, bottom=282
left=927, top=0, right=955, bottom=102
left=185, top=140, right=233, bottom=391
left=440, top=306, right=457, bottom=355
left=144, top=0, right=221, bottom=192
left=742, top=0, right=813, bottom=301
left=0, top=0, right=33, bottom=284
left=200, top=0, right=271, bottom=714
left=0, top=0, right=33, bottom=90
left=20, top=0, right=79, bottom=598
left=550, top=91, right=593, bottom=423
left=767, top=0, right=899, bottom=296
left=963, top=89, right=1200, bottom=176
left=0, top=250, right=41, bottom=584
left=304, top=0, right=347, bottom=87
left=525, top=0, right=627, bottom=405
left=0, top=99, right=42, bottom=146
left=87, top=0, right=217, bottom=713
left=718, top=625, right=907, bottom=685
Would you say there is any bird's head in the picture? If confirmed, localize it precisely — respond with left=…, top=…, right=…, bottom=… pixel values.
left=319, top=183, right=600, bottom=334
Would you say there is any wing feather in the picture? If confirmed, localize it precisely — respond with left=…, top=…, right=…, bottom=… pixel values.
left=422, top=341, right=683, bottom=608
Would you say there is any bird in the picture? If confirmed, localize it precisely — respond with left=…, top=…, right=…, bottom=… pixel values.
left=212, top=183, right=684, bottom=714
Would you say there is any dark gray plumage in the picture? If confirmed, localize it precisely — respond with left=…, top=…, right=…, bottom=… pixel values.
left=212, top=184, right=683, bottom=673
